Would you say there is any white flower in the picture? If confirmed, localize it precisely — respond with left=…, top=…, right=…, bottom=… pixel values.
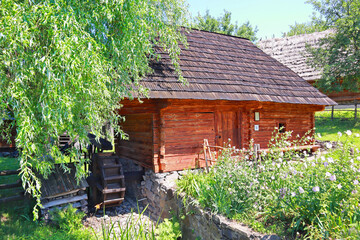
left=325, top=172, right=331, bottom=177
left=291, top=192, right=296, bottom=197
left=345, top=130, right=352, bottom=136
left=338, top=132, right=342, bottom=137
left=312, top=186, right=320, bottom=192
left=299, top=187, right=305, bottom=194
left=321, top=156, right=325, bottom=161
left=323, top=162, right=329, bottom=167
left=357, top=156, right=360, bottom=161
left=325, top=142, right=332, bottom=149
left=356, top=133, right=360, bottom=137
left=337, top=184, right=342, bottom=189
left=317, top=133, right=322, bottom=138
left=271, top=176, right=275, bottom=180
left=328, top=157, right=334, bottom=163
left=329, top=175, right=336, bottom=181
left=311, top=162, right=316, bottom=167
left=354, top=180, right=359, bottom=185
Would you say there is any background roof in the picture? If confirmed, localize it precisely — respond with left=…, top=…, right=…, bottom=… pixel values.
left=258, top=30, right=334, bottom=81
left=141, top=29, right=336, bottom=106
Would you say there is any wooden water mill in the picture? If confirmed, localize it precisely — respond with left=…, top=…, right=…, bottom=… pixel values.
left=87, top=133, right=126, bottom=208
left=90, top=153, right=126, bottom=208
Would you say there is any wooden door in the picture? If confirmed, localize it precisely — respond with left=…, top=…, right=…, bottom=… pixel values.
left=215, top=111, right=240, bottom=148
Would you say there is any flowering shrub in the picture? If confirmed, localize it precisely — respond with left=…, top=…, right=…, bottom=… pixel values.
left=177, top=130, right=360, bottom=239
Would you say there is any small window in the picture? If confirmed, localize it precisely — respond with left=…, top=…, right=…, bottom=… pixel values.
left=279, top=123, right=286, bottom=133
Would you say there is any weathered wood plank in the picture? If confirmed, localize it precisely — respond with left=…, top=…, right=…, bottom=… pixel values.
left=0, top=180, right=21, bottom=190
left=0, top=170, right=19, bottom=176
left=42, top=194, right=88, bottom=209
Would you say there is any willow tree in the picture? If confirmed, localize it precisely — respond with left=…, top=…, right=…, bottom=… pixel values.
left=0, top=0, right=188, bottom=217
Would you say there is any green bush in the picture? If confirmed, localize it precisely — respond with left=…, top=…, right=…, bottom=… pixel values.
left=177, top=130, right=360, bottom=239
left=156, top=216, right=182, bottom=240
left=52, top=204, right=86, bottom=231
left=51, top=205, right=92, bottom=239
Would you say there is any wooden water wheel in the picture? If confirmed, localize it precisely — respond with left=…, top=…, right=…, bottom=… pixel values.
left=90, top=153, right=126, bottom=208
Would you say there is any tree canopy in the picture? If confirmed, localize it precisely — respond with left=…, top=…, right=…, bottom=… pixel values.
left=0, top=0, right=188, bottom=217
left=283, top=19, right=329, bottom=37
left=305, top=0, right=360, bottom=92
left=192, top=10, right=258, bottom=42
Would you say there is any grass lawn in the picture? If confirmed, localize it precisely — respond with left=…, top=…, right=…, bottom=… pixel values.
left=315, top=110, right=360, bottom=146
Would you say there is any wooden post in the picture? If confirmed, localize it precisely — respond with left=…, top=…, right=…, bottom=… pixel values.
left=355, top=100, right=358, bottom=120
left=331, top=106, right=334, bottom=121
left=159, top=110, right=166, bottom=172
left=203, top=139, right=209, bottom=173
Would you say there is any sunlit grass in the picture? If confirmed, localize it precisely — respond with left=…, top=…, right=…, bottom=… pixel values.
left=315, top=110, right=360, bottom=146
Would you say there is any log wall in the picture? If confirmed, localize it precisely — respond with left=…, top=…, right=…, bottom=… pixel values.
left=117, top=99, right=324, bottom=172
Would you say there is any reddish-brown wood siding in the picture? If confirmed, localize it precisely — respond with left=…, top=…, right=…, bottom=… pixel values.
left=215, top=111, right=239, bottom=148
left=162, top=112, right=215, bottom=171
left=116, top=113, right=154, bottom=168
left=117, top=99, right=324, bottom=172
left=250, top=105, right=317, bottom=148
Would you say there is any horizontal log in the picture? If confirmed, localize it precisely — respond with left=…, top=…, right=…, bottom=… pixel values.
left=117, top=151, right=152, bottom=165
left=0, top=192, right=25, bottom=204
left=42, top=194, right=88, bottom=209
left=0, top=170, right=20, bottom=176
left=164, top=127, right=215, bottom=135
left=163, top=112, right=214, bottom=121
left=164, top=119, right=214, bottom=128
left=117, top=141, right=153, bottom=150
left=0, top=180, right=21, bottom=190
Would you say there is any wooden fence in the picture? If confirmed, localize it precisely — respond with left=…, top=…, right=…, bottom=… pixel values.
left=0, top=169, right=24, bottom=204
left=316, top=101, right=358, bottom=120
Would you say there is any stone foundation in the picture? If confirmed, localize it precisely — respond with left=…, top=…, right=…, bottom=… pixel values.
left=139, top=170, right=280, bottom=240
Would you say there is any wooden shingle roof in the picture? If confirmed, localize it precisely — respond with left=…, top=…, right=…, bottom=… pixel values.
left=141, top=29, right=336, bottom=106
left=257, top=30, right=334, bottom=81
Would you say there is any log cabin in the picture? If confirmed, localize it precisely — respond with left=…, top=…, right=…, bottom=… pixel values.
left=116, top=29, right=336, bottom=173
left=258, top=30, right=360, bottom=104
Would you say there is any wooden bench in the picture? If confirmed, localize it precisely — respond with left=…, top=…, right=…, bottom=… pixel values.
left=259, top=144, right=321, bottom=154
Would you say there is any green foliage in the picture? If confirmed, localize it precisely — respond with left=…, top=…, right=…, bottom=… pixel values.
left=156, top=217, right=182, bottom=240
left=305, top=0, right=360, bottom=93
left=52, top=205, right=86, bottom=233
left=284, top=19, right=329, bottom=37
left=178, top=129, right=360, bottom=238
left=192, top=10, right=258, bottom=42
left=0, top=201, right=93, bottom=240
left=0, top=0, right=188, bottom=218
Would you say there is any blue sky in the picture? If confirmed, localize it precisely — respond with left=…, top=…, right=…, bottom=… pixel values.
left=186, top=0, right=315, bottom=40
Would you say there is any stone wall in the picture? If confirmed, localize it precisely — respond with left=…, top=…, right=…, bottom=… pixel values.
left=139, top=170, right=279, bottom=240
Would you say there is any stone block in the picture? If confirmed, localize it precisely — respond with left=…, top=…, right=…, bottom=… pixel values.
left=261, top=235, right=281, bottom=240
left=145, top=180, right=152, bottom=191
